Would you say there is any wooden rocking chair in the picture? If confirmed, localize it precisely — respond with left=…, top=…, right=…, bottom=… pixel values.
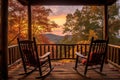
left=74, top=37, right=109, bottom=76
left=17, top=37, right=54, bottom=78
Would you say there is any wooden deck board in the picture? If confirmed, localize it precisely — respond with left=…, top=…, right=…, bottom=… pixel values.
left=8, top=60, right=120, bottom=80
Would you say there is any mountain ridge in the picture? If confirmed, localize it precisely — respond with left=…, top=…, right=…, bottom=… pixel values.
left=42, top=33, right=64, bottom=43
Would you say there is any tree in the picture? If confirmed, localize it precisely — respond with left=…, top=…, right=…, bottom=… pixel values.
left=108, top=4, right=120, bottom=45
left=63, top=6, right=103, bottom=44
left=8, top=0, right=27, bottom=45
left=32, top=6, right=59, bottom=41
left=63, top=4, right=120, bottom=45
left=8, top=0, right=59, bottom=45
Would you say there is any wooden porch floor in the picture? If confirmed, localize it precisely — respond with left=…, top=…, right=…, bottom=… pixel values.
left=8, top=60, right=120, bottom=80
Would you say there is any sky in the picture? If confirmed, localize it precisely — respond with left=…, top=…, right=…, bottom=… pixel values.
left=45, top=6, right=82, bottom=25
left=44, top=6, right=82, bottom=35
left=44, top=0, right=120, bottom=25
left=48, top=14, right=66, bottom=26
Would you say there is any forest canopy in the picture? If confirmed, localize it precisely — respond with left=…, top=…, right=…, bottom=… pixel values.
left=62, top=5, right=120, bottom=45
left=8, top=0, right=120, bottom=45
left=8, top=0, right=59, bottom=45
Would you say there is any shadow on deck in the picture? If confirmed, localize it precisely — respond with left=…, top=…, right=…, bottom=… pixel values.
left=8, top=60, right=120, bottom=80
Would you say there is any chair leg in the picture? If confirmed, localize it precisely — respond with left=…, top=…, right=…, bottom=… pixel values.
left=23, top=66, right=27, bottom=74
left=38, top=66, right=42, bottom=77
left=84, top=65, right=88, bottom=75
left=22, top=63, right=28, bottom=74
left=48, top=56, right=52, bottom=70
left=100, top=63, right=104, bottom=72
left=75, top=56, right=79, bottom=69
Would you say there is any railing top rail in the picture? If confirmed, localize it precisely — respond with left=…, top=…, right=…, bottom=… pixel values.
left=8, top=45, right=18, bottom=48
left=37, top=44, right=89, bottom=45
left=8, top=44, right=120, bottom=48
left=108, top=44, right=120, bottom=48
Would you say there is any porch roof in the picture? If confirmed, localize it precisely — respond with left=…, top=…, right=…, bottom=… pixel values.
left=17, top=0, right=117, bottom=6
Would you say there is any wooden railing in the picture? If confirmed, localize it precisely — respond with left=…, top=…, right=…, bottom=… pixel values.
left=37, top=44, right=89, bottom=59
left=8, top=45, right=21, bottom=67
left=7, top=44, right=89, bottom=66
left=8, top=44, right=120, bottom=68
left=107, top=44, right=120, bottom=68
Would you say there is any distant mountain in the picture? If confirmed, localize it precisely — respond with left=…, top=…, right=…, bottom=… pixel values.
left=116, top=35, right=120, bottom=38
left=42, top=33, right=64, bottom=43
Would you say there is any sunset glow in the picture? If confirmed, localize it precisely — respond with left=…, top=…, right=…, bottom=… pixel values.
left=49, top=14, right=66, bottom=26
left=45, top=6, right=83, bottom=36
left=48, top=14, right=66, bottom=36
left=46, top=26, right=65, bottom=36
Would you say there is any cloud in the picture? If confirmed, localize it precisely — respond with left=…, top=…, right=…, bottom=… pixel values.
left=44, top=6, right=82, bottom=16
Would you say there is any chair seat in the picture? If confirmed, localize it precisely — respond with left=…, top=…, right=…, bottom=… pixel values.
left=24, top=56, right=48, bottom=66
left=39, top=57, right=48, bottom=65
left=77, top=51, right=103, bottom=66
left=81, top=58, right=101, bottom=66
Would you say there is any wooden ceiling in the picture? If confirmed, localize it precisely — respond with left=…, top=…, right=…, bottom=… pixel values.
left=17, top=0, right=117, bottom=6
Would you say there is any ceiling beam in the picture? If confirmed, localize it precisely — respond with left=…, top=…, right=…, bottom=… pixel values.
left=17, top=0, right=117, bottom=6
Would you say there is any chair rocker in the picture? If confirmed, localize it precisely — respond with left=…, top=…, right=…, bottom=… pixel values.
left=74, top=37, right=109, bottom=76
left=17, top=37, right=54, bottom=78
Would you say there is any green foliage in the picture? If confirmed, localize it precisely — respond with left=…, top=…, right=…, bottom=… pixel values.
left=63, top=6, right=103, bottom=44
left=63, top=4, right=120, bottom=45
left=108, top=4, right=120, bottom=45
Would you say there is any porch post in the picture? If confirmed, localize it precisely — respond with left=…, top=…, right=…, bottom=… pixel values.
left=28, top=0, right=32, bottom=40
left=103, top=5, right=109, bottom=63
left=1, top=0, right=8, bottom=79
left=103, top=5, right=108, bottom=39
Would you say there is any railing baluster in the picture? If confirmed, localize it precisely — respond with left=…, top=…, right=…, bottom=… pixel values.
left=118, top=49, right=120, bottom=65
left=48, top=45, right=50, bottom=52
left=56, top=45, right=58, bottom=59
left=60, top=45, right=62, bottom=59
left=64, top=45, right=66, bottom=58
left=11, top=48, right=14, bottom=64
left=110, top=46, right=113, bottom=61
left=72, top=45, right=74, bottom=59
left=116, top=48, right=118, bottom=64
left=44, top=45, right=46, bottom=53
left=51, top=45, right=54, bottom=59
left=8, top=49, right=11, bottom=65
left=68, top=45, right=70, bottom=58
left=81, top=45, right=83, bottom=54
left=114, top=48, right=117, bottom=63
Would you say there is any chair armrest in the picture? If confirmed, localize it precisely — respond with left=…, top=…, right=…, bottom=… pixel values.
left=76, top=52, right=87, bottom=59
left=40, top=52, right=51, bottom=59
